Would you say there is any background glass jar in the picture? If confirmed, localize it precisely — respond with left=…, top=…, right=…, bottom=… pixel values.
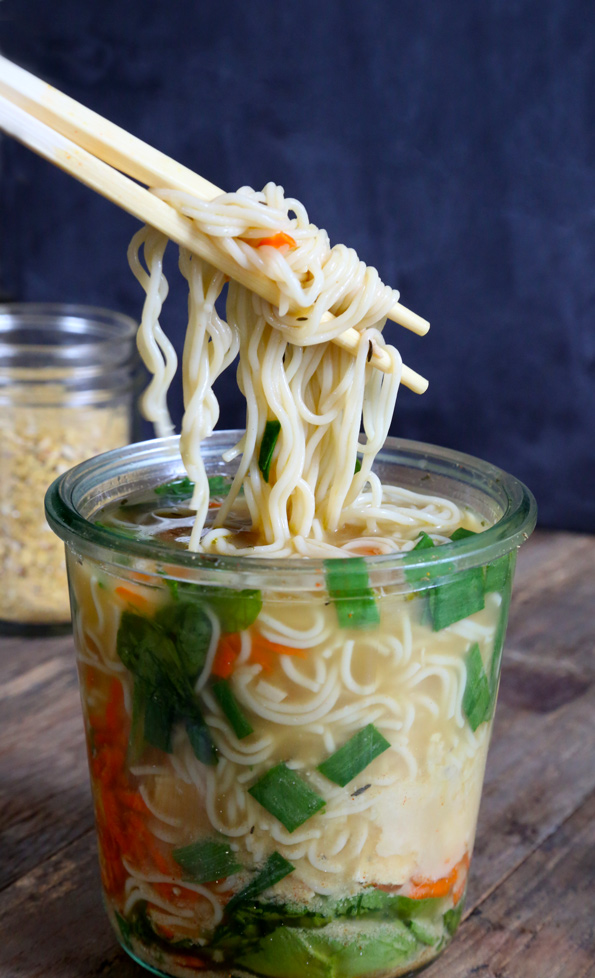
left=0, top=303, right=141, bottom=627
left=46, top=433, right=536, bottom=978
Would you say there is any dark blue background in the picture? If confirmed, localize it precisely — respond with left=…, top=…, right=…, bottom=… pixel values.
left=1, top=1, right=594, bottom=530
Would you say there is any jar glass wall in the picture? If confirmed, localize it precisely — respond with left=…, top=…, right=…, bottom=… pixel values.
left=0, top=303, right=140, bottom=627
left=46, top=433, right=536, bottom=978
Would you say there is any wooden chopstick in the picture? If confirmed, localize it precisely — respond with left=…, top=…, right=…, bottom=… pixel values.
left=0, top=59, right=429, bottom=393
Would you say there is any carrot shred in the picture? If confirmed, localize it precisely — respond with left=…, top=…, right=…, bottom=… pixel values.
left=409, top=852, right=470, bottom=902
left=254, top=231, right=296, bottom=250
left=115, top=585, right=152, bottom=612
left=212, top=633, right=242, bottom=678
left=249, top=632, right=307, bottom=673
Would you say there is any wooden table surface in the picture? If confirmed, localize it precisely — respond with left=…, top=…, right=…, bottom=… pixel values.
left=1, top=528, right=594, bottom=978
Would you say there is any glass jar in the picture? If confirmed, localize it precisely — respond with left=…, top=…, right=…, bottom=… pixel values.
left=0, top=303, right=141, bottom=627
left=45, top=433, right=536, bottom=978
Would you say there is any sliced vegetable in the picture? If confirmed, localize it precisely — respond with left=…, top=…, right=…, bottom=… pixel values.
left=254, top=232, right=296, bottom=250
left=428, top=567, right=485, bottom=631
left=212, top=633, right=242, bottom=679
left=248, top=763, right=325, bottom=832
left=154, top=476, right=195, bottom=498
left=317, top=723, right=390, bottom=787
left=155, top=601, right=212, bottom=682
left=484, top=553, right=511, bottom=593
left=258, top=420, right=281, bottom=483
left=450, top=527, right=476, bottom=541
left=116, top=610, right=216, bottom=765
left=173, top=838, right=242, bottom=883
left=404, top=531, right=438, bottom=585
left=212, top=679, right=254, bottom=739
left=324, top=557, right=380, bottom=630
left=354, top=457, right=362, bottom=474
left=462, top=642, right=491, bottom=731
left=170, top=581, right=262, bottom=633
left=225, top=851, right=295, bottom=914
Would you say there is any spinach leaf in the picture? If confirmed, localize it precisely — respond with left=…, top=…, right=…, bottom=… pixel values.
left=167, top=580, right=263, bottom=633
left=116, top=610, right=216, bottom=764
left=154, top=600, right=212, bottom=682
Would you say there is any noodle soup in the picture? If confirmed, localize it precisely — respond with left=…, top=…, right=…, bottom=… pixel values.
left=46, top=434, right=536, bottom=978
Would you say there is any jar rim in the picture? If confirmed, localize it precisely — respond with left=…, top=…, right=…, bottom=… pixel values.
left=0, top=303, right=138, bottom=370
left=45, top=432, right=537, bottom=589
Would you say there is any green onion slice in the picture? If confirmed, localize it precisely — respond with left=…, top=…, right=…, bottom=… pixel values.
left=450, top=527, right=477, bottom=541
left=324, top=557, right=380, bottom=630
left=429, top=567, right=485, bottom=631
left=225, top=852, right=295, bottom=915
left=212, top=679, right=254, bottom=739
left=248, top=763, right=325, bottom=832
left=462, top=642, right=492, bottom=731
left=258, top=420, right=281, bottom=483
left=154, top=476, right=195, bottom=498
left=173, top=838, right=242, bottom=883
left=317, top=723, right=390, bottom=786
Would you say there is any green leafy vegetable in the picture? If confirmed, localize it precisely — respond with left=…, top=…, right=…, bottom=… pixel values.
left=225, top=851, right=295, bottom=914
left=324, top=557, right=380, bottom=630
left=450, top=527, right=477, bottom=541
left=317, top=723, right=390, bottom=786
left=237, top=927, right=341, bottom=978
left=116, top=610, right=216, bottom=764
left=212, top=679, right=254, bottom=739
left=258, top=420, right=281, bottom=483
left=154, top=476, right=195, bottom=498
left=462, top=642, right=492, bottom=731
left=173, top=838, right=242, bottom=883
left=207, top=474, right=232, bottom=496
left=248, top=763, right=325, bottom=832
left=167, top=579, right=262, bottom=633
left=354, top=458, right=362, bottom=474
left=185, top=717, right=218, bottom=766
left=154, top=600, right=212, bottom=681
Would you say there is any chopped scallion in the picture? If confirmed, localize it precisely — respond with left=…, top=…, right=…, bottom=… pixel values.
left=248, top=763, right=325, bottom=832
left=258, top=420, right=281, bottom=483
left=225, top=851, right=295, bottom=915
left=212, top=679, right=254, bottom=739
left=462, top=642, right=491, bottom=731
left=450, top=527, right=477, bottom=541
left=428, top=567, right=485, bottom=631
left=324, top=557, right=380, bottom=630
left=154, top=476, right=195, bottom=498
left=317, top=723, right=390, bottom=786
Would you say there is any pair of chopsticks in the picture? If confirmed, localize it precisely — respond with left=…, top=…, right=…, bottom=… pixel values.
left=0, top=55, right=429, bottom=393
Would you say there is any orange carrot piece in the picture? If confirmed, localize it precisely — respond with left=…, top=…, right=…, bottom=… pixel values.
left=254, top=231, right=296, bottom=250
left=212, top=633, right=241, bottom=678
left=115, top=585, right=152, bottom=612
left=409, top=853, right=469, bottom=902
left=249, top=632, right=307, bottom=673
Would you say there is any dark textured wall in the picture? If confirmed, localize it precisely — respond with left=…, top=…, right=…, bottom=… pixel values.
left=1, top=1, right=594, bottom=530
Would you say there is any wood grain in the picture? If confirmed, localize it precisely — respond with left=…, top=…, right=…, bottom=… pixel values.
left=1, top=528, right=594, bottom=977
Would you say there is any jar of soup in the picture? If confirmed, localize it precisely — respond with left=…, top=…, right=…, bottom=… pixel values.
left=0, top=303, right=141, bottom=627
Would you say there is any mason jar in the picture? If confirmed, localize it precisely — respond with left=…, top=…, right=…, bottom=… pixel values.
left=0, top=303, right=141, bottom=627
left=45, top=433, right=536, bottom=978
